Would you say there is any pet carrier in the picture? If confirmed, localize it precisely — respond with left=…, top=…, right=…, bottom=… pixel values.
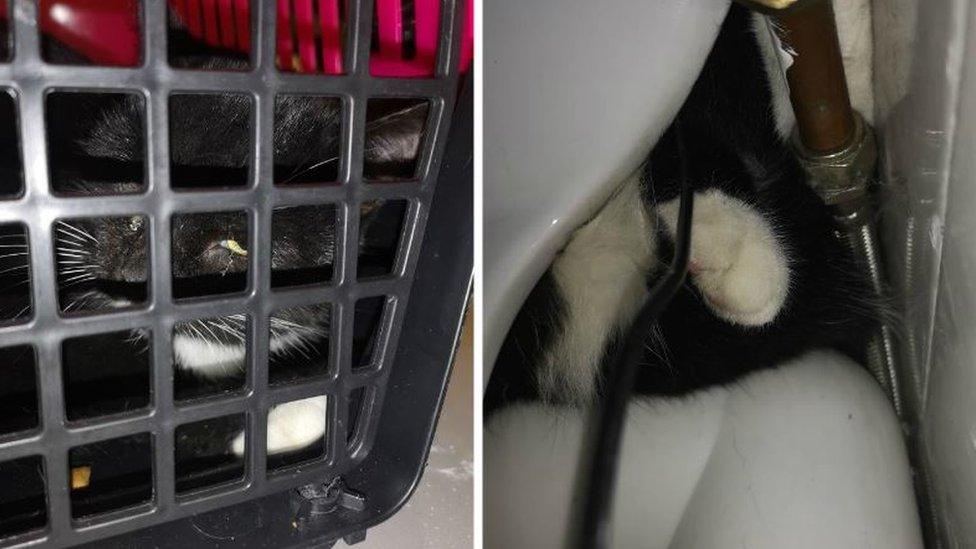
left=0, top=0, right=472, bottom=547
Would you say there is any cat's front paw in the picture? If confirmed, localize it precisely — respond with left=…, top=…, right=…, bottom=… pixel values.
left=231, top=395, right=327, bottom=456
left=658, top=189, right=789, bottom=326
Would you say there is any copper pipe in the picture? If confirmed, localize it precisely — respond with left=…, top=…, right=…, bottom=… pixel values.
left=748, top=0, right=902, bottom=413
left=773, top=0, right=855, bottom=152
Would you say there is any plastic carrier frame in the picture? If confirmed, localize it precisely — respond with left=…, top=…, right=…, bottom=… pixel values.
left=0, top=0, right=472, bottom=547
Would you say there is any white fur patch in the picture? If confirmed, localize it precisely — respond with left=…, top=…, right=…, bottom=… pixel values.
left=172, top=331, right=315, bottom=377
left=172, top=335, right=246, bottom=377
left=231, top=395, right=327, bottom=456
left=657, top=190, right=790, bottom=326
left=542, top=173, right=655, bottom=404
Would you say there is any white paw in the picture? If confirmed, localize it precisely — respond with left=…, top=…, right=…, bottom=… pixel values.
left=658, top=189, right=789, bottom=326
left=231, top=395, right=328, bottom=456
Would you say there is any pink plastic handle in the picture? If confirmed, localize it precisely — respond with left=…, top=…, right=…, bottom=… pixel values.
left=28, top=0, right=471, bottom=77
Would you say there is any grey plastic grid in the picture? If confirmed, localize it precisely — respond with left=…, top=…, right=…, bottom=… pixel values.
left=0, top=0, right=466, bottom=546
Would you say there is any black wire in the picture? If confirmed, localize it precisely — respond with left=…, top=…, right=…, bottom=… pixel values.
left=575, top=122, right=695, bottom=549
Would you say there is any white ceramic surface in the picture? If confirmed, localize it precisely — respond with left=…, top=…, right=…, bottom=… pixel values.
left=486, top=351, right=922, bottom=548
left=483, top=0, right=731, bottom=384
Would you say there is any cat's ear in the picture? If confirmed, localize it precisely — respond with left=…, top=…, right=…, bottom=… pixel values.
left=363, top=101, right=429, bottom=179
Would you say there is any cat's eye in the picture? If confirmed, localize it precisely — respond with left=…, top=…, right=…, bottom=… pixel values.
left=271, top=204, right=338, bottom=288
left=54, top=215, right=149, bottom=315
left=39, top=0, right=142, bottom=67
left=169, top=94, right=253, bottom=190
left=175, top=414, right=246, bottom=495
left=171, top=210, right=249, bottom=299
left=68, top=433, right=153, bottom=519
left=357, top=199, right=409, bottom=279
left=172, top=314, right=250, bottom=403
left=0, top=89, right=23, bottom=199
left=45, top=91, right=147, bottom=197
left=0, top=222, right=32, bottom=324
left=269, top=303, right=333, bottom=385
left=273, top=95, right=342, bottom=185
left=0, top=345, right=39, bottom=439
left=62, top=330, right=152, bottom=422
left=364, top=98, right=431, bottom=181
left=0, top=455, right=47, bottom=539
left=167, top=1, right=252, bottom=71
left=266, top=395, right=328, bottom=472
left=353, top=295, right=394, bottom=372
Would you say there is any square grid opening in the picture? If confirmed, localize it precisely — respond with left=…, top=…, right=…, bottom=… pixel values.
left=0, top=0, right=464, bottom=545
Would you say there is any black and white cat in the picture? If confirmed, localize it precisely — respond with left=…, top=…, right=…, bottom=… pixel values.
left=4, top=25, right=427, bottom=457
left=485, top=5, right=880, bottom=413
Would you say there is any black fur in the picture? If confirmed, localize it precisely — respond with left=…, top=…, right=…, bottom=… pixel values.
left=486, top=6, right=878, bottom=414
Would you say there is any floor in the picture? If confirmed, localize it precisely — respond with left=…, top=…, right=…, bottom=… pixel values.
left=357, top=307, right=473, bottom=548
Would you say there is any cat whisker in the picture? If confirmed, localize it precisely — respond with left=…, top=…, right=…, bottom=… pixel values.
left=55, top=227, right=89, bottom=242
left=55, top=248, right=91, bottom=257
left=0, top=264, right=28, bottom=275
left=210, top=320, right=245, bottom=343
left=0, top=252, right=29, bottom=259
left=59, top=274, right=96, bottom=286
left=280, top=156, right=339, bottom=184
left=198, top=320, right=223, bottom=345
left=55, top=243, right=91, bottom=252
left=364, top=103, right=428, bottom=131
left=0, top=244, right=28, bottom=249
left=55, top=233, right=91, bottom=249
left=58, top=268, right=94, bottom=276
left=56, top=221, right=99, bottom=244
left=62, top=290, right=99, bottom=312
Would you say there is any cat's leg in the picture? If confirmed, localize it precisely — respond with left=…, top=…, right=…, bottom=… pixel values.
left=540, top=174, right=656, bottom=403
left=656, top=189, right=789, bottom=326
left=231, top=395, right=327, bottom=456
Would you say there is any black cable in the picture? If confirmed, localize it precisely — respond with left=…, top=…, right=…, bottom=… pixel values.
left=575, top=123, right=695, bottom=549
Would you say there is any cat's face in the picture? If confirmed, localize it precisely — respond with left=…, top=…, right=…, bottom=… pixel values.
left=53, top=89, right=423, bottom=374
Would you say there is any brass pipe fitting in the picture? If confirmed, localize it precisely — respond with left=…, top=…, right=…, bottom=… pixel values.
left=792, top=111, right=877, bottom=213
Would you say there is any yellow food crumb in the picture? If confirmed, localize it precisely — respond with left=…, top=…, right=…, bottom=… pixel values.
left=71, top=466, right=91, bottom=490
left=220, top=239, right=248, bottom=257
